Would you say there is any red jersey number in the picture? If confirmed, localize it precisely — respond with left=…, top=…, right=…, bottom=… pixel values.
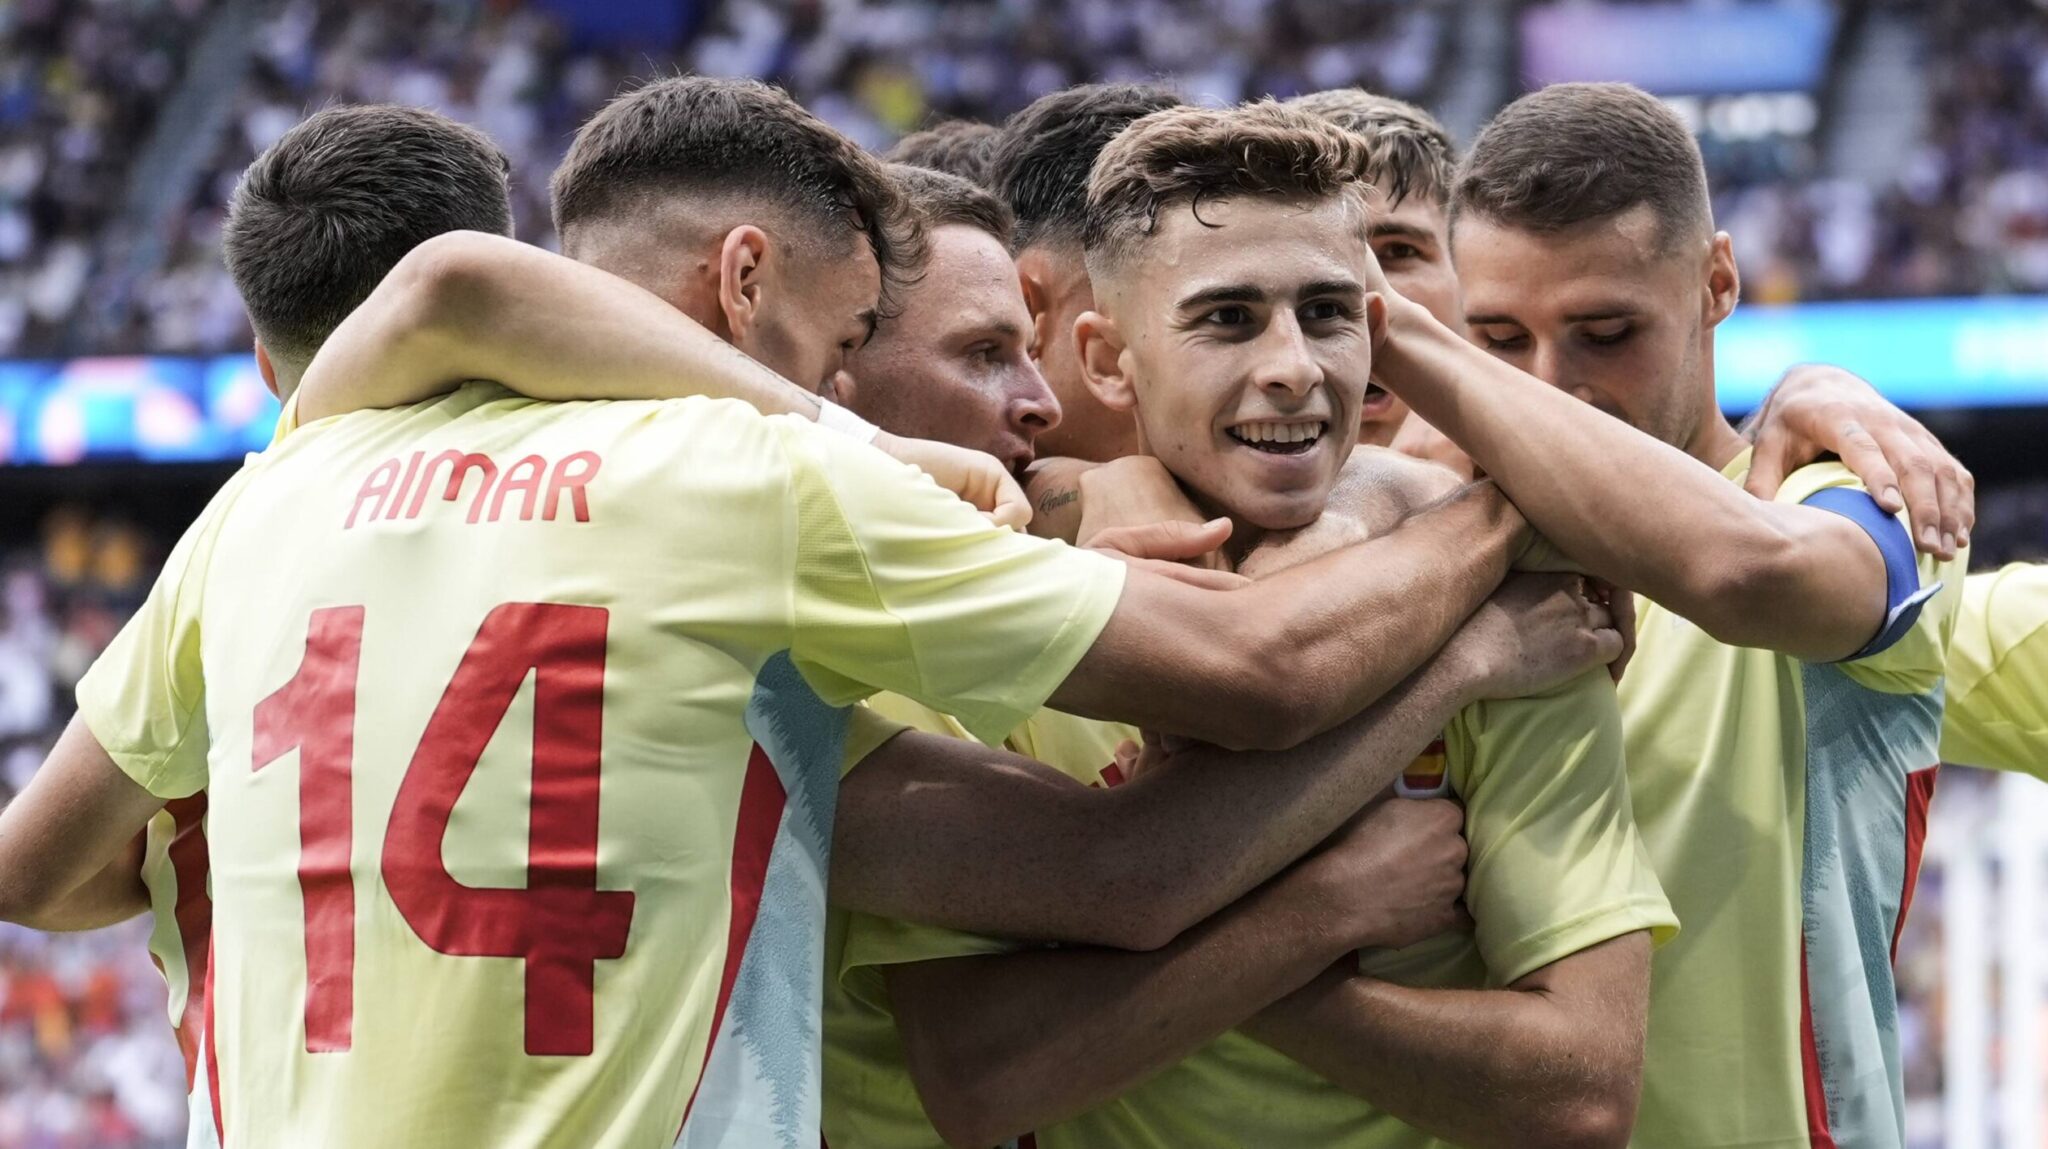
left=253, top=603, right=632, bottom=1057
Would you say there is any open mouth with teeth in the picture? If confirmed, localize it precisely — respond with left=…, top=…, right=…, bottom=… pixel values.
left=1227, top=420, right=1328, bottom=455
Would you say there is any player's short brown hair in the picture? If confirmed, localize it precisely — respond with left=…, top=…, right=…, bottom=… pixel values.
left=1452, top=82, right=1710, bottom=249
left=552, top=76, right=923, bottom=309
left=889, top=163, right=1013, bottom=247
left=223, top=104, right=512, bottom=366
left=1288, top=89, right=1455, bottom=210
left=988, top=82, right=1183, bottom=252
left=886, top=120, right=999, bottom=185
left=1083, top=101, right=1371, bottom=279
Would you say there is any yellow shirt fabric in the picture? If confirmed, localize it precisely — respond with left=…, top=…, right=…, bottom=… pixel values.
left=1940, top=563, right=2048, bottom=775
left=831, top=669, right=1674, bottom=1148
left=75, top=384, right=1125, bottom=1149
left=1621, top=451, right=1962, bottom=1149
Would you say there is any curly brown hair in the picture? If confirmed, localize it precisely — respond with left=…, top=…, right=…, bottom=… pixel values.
left=1083, top=100, right=1374, bottom=279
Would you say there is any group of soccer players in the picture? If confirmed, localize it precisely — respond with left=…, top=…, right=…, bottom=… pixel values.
left=0, top=64, right=2040, bottom=1149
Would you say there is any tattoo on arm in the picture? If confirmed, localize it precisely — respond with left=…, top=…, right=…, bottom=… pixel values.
left=1038, top=488, right=1079, bottom=514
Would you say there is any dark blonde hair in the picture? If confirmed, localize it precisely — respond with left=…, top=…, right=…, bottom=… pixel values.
left=1083, top=100, right=1373, bottom=278
left=1288, top=89, right=1455, bottom=210
left=1452, top=82, right=1710, bottom=249
left=887, top=120, right=999, bottom=186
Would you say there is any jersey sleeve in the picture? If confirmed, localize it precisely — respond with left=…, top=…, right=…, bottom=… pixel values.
left=74, top=469, right=256, bottom=798
left=1940, top=564, right=2048, bottom=775
left=1449, top=669, right=1678, bottom=986
left=778, top=419, right=1127, bottom=745
left=1771, top=461, right=1964, bottom=693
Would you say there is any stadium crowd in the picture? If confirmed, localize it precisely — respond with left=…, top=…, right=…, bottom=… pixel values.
left=5, top=0, right=2047, bottom=358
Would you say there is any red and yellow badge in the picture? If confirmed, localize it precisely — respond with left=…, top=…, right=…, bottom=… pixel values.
left=1394, top=737, right=1450, bottom=798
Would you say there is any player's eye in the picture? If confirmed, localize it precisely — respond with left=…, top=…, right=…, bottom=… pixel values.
left=1203, top=305, right=1253, bottom=327
left=1378, top=242, right=1422, bottom=262
left=1581, top=322, right=1632, bottom=347
left=1477, top=326, right=1527, bottom=352
left=1301, top=299, right=1352, bottom=323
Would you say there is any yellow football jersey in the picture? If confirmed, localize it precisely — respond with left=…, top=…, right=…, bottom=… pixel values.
left=77, top=384, right=1125, bottom=1149
left=1940, top=563, right=2048, bottom=775
left=1621, top=452, right=1961, bottom=1148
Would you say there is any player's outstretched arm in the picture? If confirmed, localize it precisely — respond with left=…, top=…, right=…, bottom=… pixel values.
left=1743, top=363, right=1973, bottom=559
left=882, top=799, right=1470, bottom=1149
left=1049, top=479, right=1533, bottom=749
left=1373, top=296, right=1893, bottom=663
left=297, top=231, right=1031, bottom=527
left=1242, top=933, right=1653, bottom=1149
left=0, top=715, right=163, bottom=929
left=834, top=575, right=1611, bottom=947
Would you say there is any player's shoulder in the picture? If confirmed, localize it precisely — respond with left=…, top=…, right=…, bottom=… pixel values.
left=1746, top=453, right=1863, bottom=505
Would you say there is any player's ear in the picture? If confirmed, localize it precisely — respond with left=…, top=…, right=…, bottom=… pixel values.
left=253, top=341, right=282, bottom=400
left=1014, top=251, right=1055, bottom=361
left=1704, top=231, right=1739, bottom=329
left=1075, top=311, right=1135, bottom=412
left=717, top=225, right=770, bottom=341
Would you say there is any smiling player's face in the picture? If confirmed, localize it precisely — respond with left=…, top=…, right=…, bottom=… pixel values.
left=1104, top=195, right=1383, bottom=533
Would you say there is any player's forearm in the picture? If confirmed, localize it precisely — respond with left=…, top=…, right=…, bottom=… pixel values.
left=1085, top=651, right=1475, bottom=947
left=297, top=231, right=822, bottom=423
left=1243, top=944, right=1648, bottom=1149
left=0, top=717, right=166, bottom=927
left=835, top=653, right=1473, bottom=949
left=8, top=837, right=148, bottom=930
left=1374, top=300, right=1876, bottom=657
left=890, top=873, right=1350, bottom=1149
left=1246, top=479, right=1521, bottom=743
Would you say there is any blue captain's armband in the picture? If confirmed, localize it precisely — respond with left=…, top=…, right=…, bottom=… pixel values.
left=1801, top=486, right=1942, bottom=661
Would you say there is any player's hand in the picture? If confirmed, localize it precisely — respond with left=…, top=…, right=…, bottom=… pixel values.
left=1299, top=798, right=1470, bottom=952
left=1076, top=456, right=1230, bottom=570
left=1086, top=520, right=1252, bottom=590
left=1743, top=363, right=1972, bottom=559
left=875, top=431, right=1032, bottom=530
left=1109, top=730, right=1171, bottom=783
left=1446, top=572, right=1624, bottom=701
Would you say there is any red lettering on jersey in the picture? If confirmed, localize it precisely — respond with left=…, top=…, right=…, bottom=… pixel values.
left=490, top=454, right=548, bottom=522
left=543, top=451, right=602, bottom=522
left=384, top=451, right=425, bottom=521
left=411, top=449, right=499, bottom=523
left=348, top=450, right=602, bottom=527
left=346, top=458, right=401, bottom=528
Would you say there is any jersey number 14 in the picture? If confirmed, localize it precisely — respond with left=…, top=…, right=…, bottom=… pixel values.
left=252, top=603, right=636, bottom=1058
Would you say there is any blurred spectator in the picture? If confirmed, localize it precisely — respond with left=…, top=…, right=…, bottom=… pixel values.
left=0, top=0, right=216, bottom=357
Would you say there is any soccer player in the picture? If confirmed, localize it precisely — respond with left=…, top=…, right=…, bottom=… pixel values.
left=885, top=120, right=999, bottom=184
left=822, top=164, right=1060, bottom=476
left=991, top=83, right=1182, bottom=472
left=0, top=78, right=1562, bottom=1149
left=1366, top=81, right=1964, bottom=1146
left=827, top=101, right=1674, bottom=1149
left=1284, top=90, right=1464, bottom=454
left=261, top=102, right=1616, bottom=967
